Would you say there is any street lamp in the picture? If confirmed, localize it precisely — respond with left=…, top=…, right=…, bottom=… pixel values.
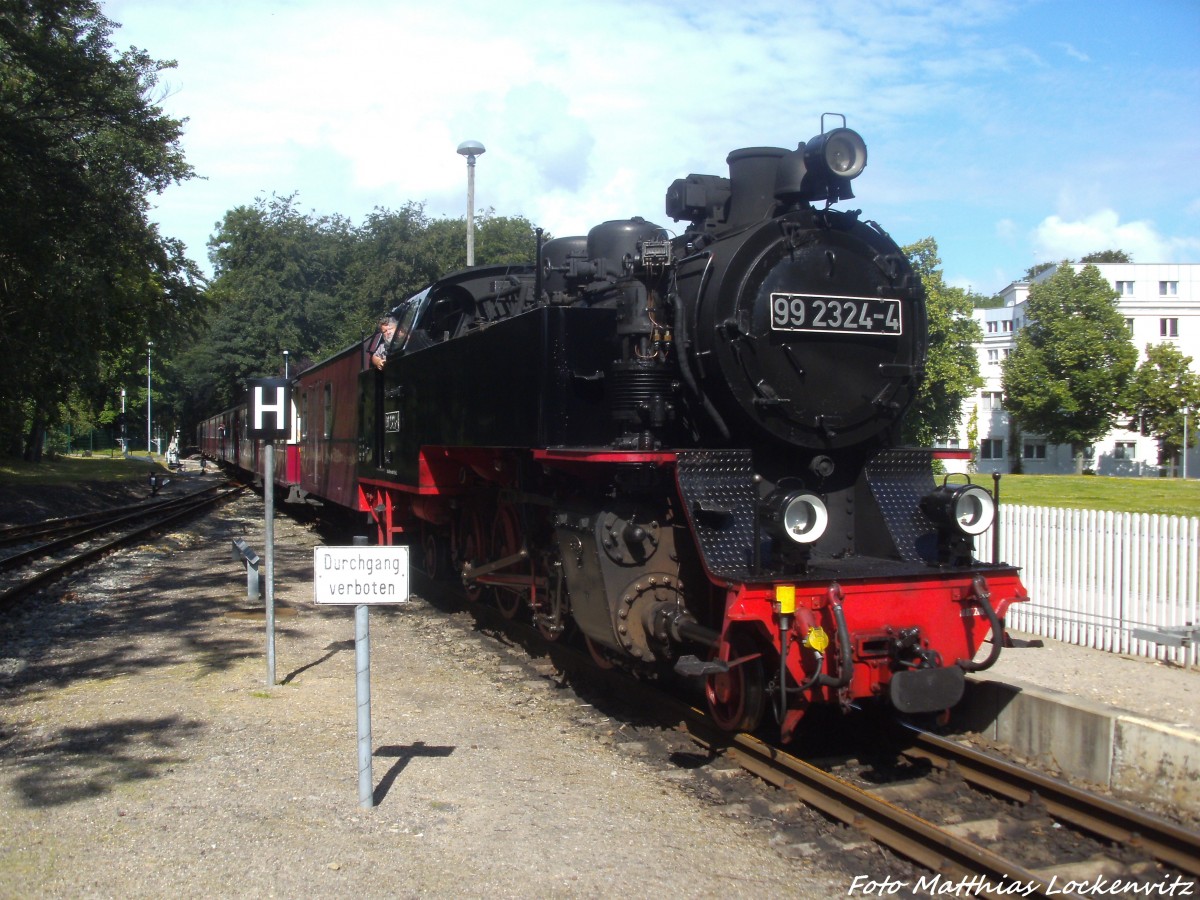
left=146, top=341, right=153, bottom=456
left=283, top=349, right=290, bottom=379
left=120, top=388, right=127, bottom=456
left=456, top=140, right=486, bottom=266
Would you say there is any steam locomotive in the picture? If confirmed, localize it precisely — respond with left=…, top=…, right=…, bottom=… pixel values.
left=202, top=117, right=1027, bottom=740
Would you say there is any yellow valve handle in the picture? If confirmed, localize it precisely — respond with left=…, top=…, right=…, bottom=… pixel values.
left=805, top=626, right=830, bottom=653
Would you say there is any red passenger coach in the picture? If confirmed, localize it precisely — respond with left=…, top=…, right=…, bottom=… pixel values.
left=289, top=343, right=363, bottom=509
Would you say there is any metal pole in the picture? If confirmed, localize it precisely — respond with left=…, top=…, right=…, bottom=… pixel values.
left=353, top=535, right=373, bottom=808
left=146, top=341, right=153, bottom=455
left=457, top=141, right=485, bottom=267
left=264, top=441, right=276, bottom=685
left=466, top=154, right=476, bottom=266
left=1184, top=407, right=1190, bottom=480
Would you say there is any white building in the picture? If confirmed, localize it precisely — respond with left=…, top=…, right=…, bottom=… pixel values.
left=946, top=262, right=1200, bottom=477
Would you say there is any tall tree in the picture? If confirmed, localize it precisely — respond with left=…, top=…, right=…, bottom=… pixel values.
left=179, top=195, right=357, bottom=415
left=1126, top=342, right=1200, bottom=467
left=900, top=238, right=983, bottom=446
left=0, top=0, right=203, bottom=458
left=1080, top=249, right=1132, bottom=264
left=1001, top=263, right=1137, bottom=471
left=182, top=199, right=543, bottom=423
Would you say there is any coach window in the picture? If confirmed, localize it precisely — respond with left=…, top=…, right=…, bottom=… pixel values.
left=323, top=383, right=332, bottom=438
left=300, top=393, right=309, bottom=439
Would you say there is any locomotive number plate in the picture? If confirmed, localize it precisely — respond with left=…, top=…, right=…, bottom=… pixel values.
left=770, top=293, right=901, bottom=336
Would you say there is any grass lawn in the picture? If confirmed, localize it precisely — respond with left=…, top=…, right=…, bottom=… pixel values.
left=0, top=453, right=163, bottom=486
left=2, top=455, right=1197, bottom=518
left=993, top=474, right=1200, bottom=517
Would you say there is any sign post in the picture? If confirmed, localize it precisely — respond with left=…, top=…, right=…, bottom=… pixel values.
left=247, top=378, right=291, bottom=687
left=314, top=541, right=410, bottom=808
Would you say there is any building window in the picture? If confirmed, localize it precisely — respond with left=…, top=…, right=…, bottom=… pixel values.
left=1023, top=443, right=1046, bottom=459
left=982, top=391, right=1004, bottom=410
left=1161, top=318, right=1179, bottom=338
left=1114, top=441, right=1137, bottom=460
left=980, top=438, right=1003, bottom=459
left=1117, top=281, right=1135, bottom=295
left=1160, top=281, right=1178, bottom=296
left=1002, top=320, right=1013, bottom=332
left=1125, top=317, right=1134, bottom=333
left=987, top=321, right=997, bottom=333
left=987, top=349, right=999, bottom=365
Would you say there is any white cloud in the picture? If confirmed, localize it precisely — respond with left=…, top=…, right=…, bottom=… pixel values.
left=1031, top=210, right=1200, bottom=264
left=100, top=0, right=1200, bottom=285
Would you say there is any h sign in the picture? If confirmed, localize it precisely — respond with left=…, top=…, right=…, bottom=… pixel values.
left=248, top=378, right=292, bottom=440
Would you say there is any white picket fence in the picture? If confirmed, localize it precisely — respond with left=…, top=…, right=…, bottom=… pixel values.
left=975, top=505, right=1200, bottom=667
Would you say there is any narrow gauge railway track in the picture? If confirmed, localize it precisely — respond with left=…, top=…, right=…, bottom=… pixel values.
left=0, top=493, right=205, bottom=548
left=437, top=580, right=1199, bottom=899
left=0, top=484, right=245, bottom=611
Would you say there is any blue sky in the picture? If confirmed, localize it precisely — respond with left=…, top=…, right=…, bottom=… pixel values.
left=102, top=0, right=1200, bottom=295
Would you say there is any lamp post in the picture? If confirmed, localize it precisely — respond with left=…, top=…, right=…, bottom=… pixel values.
left=456, top=140, right=486, bottom=266
left=283, top=349, right=290, bottom=379
left=121, top=388, right=127, bottom=456
left=146, top=341, right=153, bottom=456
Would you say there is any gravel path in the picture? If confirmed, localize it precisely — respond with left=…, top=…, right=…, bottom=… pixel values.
left=0, top=487, right=846, bottom=898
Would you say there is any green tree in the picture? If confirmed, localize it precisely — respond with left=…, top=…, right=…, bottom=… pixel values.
left=182, top=199, right=544, bottom=424
left=1001, top=264, right=1137, bottom=472
left=1080, top=249, right=1132, bottom=264
left=900, top=238, right=983, bottom=446
left=0, top=0, right=203, bottom=458
left=179, top=195, right=357, bottom=416
left=1023, top=261, right=1056, bottom=281
left=1126, top=342, right=1200, bottom=467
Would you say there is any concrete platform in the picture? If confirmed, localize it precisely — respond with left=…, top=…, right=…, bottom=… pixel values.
left=955, top=633, right=1200, bottom=813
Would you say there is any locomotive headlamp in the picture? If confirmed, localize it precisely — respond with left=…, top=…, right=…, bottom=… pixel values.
left=764, top=489, right=829, bottom=545
left=804, top=128, right=867, bottom=181
left=921, top=481, right=996, bottom=537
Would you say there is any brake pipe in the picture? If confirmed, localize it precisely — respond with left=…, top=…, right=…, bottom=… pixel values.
left=957, top=576, right=1004, bottom=672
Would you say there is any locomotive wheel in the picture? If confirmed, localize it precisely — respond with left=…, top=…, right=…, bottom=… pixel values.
left=490, top=505, right=527, bottom=620
left=421, top=529, right=450, bottom=579
left=585, top=635, right=615, bottom=670
left=457, top=511, right=486, bottom=602
left=705, top=634, right=766, bottom=733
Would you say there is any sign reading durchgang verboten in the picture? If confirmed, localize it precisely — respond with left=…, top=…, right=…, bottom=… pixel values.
left=313, top=546, right=410, bottom=604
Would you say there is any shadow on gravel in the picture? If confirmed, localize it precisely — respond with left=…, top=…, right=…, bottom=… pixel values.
left=373, top=741, right=455, bottom=805
left=3, top=560, right=277, bottom=691
left=9, top=715, right=204, bottom=808
left=280, top=639, right=354, bottom=684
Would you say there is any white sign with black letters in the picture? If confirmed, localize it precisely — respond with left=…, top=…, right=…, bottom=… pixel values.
left=313, top=545, right=410, bottom=605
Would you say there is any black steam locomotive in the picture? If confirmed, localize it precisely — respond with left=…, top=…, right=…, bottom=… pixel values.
left=351, top=117, right=1026, bottom=739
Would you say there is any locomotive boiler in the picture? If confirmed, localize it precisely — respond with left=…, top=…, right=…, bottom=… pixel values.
left=352, top=118, right=1025, bottom=739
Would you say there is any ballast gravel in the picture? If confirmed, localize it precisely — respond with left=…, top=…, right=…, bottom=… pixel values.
left=0, top=485, right=847, bottom=898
